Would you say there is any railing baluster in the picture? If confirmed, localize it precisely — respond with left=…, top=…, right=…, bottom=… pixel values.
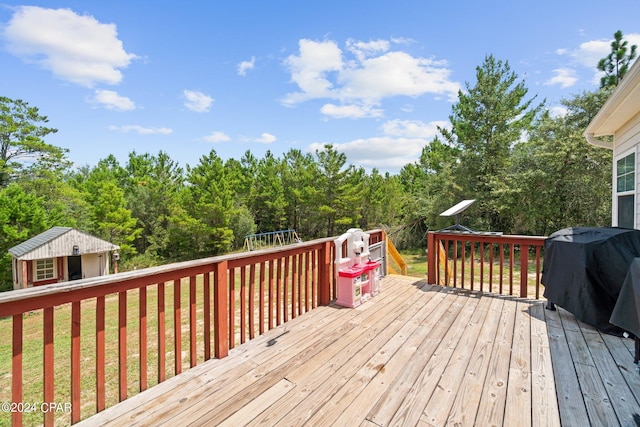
left=536, top=246, right=542, bottom=299
left=509, top=245, right=515, bottom=295
left=284, top=256, right=290, bottom=323
left=158, top=283, right=166, bottom=383
left=204, top=272, right=211, bottom=361
left=259, top=262, right=265, bottom=335
left=140, top=287, right=148, bottom=391
left=12, top=314, right=23, bottom=427
left=319, top=242, right=331, bottom=305
left=461, top=241, right=466, bottom=289
left=298, top=253, right=304, bottom=314
left=44, top=306, right=54, bottom=426
left=520, top=245, right=529, bottom=298
left=489, top=243, right=494, bottom=293
left=276, top=258, right=283, bottom=325
left=480, top=242, right=485, bottom=292
left=249, top=264, right=256, bottom=340
left=71, top=301, right=81, bottom=423
left=189, top=275, right=197, bottom=368
left=312, top=249, right=317, bottom=308
left=173, top=279, right=181, bottom=375
left=470, top=243, right=475, bottom=290
left=452, top=239, right=458, bottom=288
left=229, top=268, right=235, bottom=349
left=291, top=254, right=298, bottom=319
left=305, top=251, right=311, bottom=312
left=118, top=292, right=127, bottom=401
left=268, top=259, right=275, bottom=329
left=444, top=240, right=450, bottom=286
left=240, top=266, right=247, bottom=344
left=500, top=243, right=504, bottom=295
left=96, top=296, right=106, bottom=411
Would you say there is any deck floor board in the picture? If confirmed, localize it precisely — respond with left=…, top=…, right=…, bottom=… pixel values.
left=76, top=275, right=640, bottom=427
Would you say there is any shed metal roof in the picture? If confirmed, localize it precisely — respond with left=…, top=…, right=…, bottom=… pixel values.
left=8, top=227, right=119, bottom=260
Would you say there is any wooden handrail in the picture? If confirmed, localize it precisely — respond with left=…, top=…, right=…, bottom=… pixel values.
left=0, top=230, right=385, bottom=426
left=427, top=231, right=546, bottom=299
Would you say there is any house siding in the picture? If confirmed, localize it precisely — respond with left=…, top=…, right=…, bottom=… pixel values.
left=611, top=111, right=640, bottom=228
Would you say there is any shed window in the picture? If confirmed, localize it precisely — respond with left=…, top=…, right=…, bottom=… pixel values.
left=35, top=258, right=55, bottom=281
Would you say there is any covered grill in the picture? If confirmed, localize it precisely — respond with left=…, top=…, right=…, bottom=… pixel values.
left=542, top=226, right=640, bottom=335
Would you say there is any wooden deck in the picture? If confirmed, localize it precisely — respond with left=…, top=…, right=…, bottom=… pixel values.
left=77, top=275, right=640, bottom=426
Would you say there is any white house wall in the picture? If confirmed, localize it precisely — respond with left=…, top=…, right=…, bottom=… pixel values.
left=612, top=111, right=640, bottom=228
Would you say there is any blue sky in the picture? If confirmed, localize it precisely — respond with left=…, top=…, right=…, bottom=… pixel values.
left=1, top=1, right=638, bottom=174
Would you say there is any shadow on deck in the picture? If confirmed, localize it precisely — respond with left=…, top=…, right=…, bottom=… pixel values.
left=77, top=275, right=640, bottom=426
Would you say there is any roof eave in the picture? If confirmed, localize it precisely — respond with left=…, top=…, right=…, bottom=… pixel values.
left=584, top=59, right=640, bottom=147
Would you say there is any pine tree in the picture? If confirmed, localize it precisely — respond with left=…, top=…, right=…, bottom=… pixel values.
left=598, top=30, right=638, bottom=89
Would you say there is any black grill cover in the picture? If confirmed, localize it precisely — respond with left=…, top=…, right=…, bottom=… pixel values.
left=542, top=226, right=640, bottom=335
left=610, top=258, right=640, bottom=338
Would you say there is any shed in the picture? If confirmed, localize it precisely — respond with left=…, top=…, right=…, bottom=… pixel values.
left=8, top=227, right=120, bottom=290
left=585, top=58, right=640, bottom=228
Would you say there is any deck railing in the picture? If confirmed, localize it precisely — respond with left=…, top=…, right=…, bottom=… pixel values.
left=427, top=231, right=547, bottom=299
left=0, top=230, right=385, bottom=426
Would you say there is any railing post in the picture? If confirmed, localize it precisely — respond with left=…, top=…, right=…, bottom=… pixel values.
left=12, top=314, right=23, bottom=427
left=318, top=241, right=332, bottom=305
left=427, top=232, right=437, bottom=285
left=214, top=261, right=229, bottom=358
left=520, top=245, right=529, bottom=298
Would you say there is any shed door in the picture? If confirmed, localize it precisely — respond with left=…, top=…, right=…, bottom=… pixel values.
left=68, top=256, right=82, bottom=280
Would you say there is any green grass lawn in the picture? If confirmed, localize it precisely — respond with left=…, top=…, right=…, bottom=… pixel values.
left=398, top=250, right=428, bottom=278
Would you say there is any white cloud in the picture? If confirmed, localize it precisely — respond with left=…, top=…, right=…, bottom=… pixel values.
left=90, top=89, right=136, bottom=111
left=2, top=6, right=136, bottom=87
left=570, top=33, right=640, bottom=69
left=202, top=131, right=231, bottom=143
left=342, top=52, right=460, bottom=101
left=549, top=106, right=568, bottom=118
left=544, top=68, right=578, bottom=88
left=309, top=136, right=428, bottom=172
left=282, top=39, right=343, bottom=105
left=109, top=125, right=173, bottom=135
left=554, top=32, right=640, bottom=88
left=254, top=133, right=276, bottom=144
left=382, top=119, right=448, bottom=138
left=183, top=90, right=213, bottom=112
left=320, top=103, right=383, bottom=119
left=573, top=40, right=610, bottom=68
left=346, top=38, right=390, bottom=61
left=238, top=56, right=256, bottom=76
left=282, top=38, right=461, bottom=118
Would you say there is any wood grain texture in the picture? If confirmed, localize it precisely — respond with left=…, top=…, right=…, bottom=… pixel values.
left=74, top=276, right=639, bottom=427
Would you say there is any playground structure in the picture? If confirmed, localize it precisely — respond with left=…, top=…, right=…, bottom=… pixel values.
left=243, top=229, right=302, bottom=251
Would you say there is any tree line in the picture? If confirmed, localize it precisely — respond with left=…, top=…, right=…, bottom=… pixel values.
left=1, top=32, right=636, bottom=292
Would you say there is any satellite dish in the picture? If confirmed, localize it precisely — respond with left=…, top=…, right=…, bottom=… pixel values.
left=438, top=199, right=476, bottom=233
